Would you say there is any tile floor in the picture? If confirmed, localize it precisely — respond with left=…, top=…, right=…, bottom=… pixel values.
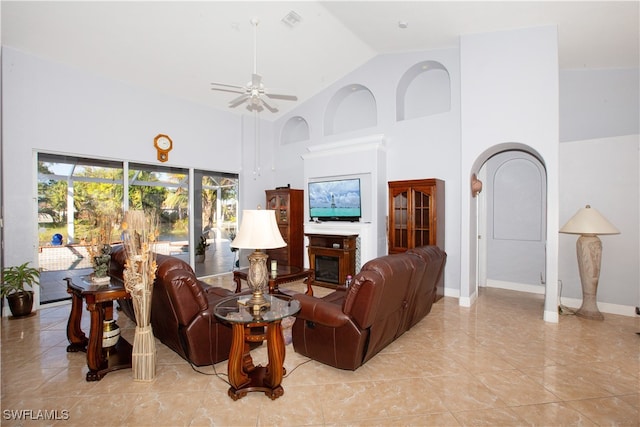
left=1, top=276, right=638, bottom=426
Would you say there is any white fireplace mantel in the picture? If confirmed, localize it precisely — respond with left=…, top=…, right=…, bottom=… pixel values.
left=301, top=134, right=386, bottom=160
left=304, top=221, right=376, bottom=273
left=302, top=134, right=388, bottom=267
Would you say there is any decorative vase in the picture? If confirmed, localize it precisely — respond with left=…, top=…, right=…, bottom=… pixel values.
left=132, top=324, right=156, bottom=382
left=102, top=319, right=120, bottom=348
left=121, top=210, right=158, bottom=382
left=6, top=291, right=34, bottom=318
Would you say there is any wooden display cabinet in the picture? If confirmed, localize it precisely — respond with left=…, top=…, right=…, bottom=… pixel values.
left=388, top=178, right=445, bottom=300
left=265, top=188, right=304, bottom=268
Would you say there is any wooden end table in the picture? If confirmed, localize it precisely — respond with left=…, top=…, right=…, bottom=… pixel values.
left=214, top=294, right=301, bottom=400
left=233, top=265, right=315, bottom=296
left=65, top=277, right=132, bottom=381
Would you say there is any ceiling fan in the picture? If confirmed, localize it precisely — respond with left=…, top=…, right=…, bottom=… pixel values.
left=210, top=18, right=297, bottom=113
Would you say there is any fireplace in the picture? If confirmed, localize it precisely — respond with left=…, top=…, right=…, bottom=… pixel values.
left=315, top=255, right=340, bottom=284
left=306, top=233, right=357, bottom=289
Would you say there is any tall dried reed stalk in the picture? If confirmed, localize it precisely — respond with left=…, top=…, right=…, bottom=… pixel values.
left=122, top=210, right=158, bottom=382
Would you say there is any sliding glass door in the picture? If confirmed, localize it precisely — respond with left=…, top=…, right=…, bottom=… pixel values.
left=128, top=163, right=190, bottom=265
left=193, top=170, right=239, bottom=277
left=37, top=153, right=238, bottom=304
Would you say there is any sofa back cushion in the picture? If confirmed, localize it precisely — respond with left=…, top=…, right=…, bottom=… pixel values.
left=345, top=253, right=421, bottom=361
left=109, top=246, right=208, bottom=326
left=154, top=255, right=209, bottom=326
left=406, top=246, right=446, bottom=327
left=109, top=245, right=128, bottom=281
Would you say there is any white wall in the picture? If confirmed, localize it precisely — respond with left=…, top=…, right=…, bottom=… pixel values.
left=560, top=68, right=639, bottom=142
left=460, top=26, right=560, bottom=322
left=559, top=134, right=639, bottom=312
left=558, top=66, right=639, bottom=314
left=2, top=47, right=242, bottom=275
left=271, top=48, right=463, bottom=297
left=3, top=29, right=639, bottom=318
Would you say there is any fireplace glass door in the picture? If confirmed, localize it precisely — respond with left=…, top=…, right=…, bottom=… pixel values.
left=315, top=255, right=340, bottom=285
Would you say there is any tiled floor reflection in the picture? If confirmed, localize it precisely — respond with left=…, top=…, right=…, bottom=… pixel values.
left=2, top=279, right=638, bottom=426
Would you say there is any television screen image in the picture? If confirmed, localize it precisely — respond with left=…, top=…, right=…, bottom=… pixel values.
left=308, top=178, right=361, bottom=221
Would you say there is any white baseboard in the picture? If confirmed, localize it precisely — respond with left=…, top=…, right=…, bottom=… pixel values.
left=544, top=309, right=559, bottom=323
left=444, top=287, right=460, bottom=299
left=458, top=290, right=476, bottom=308
left=559, top=296, right=637, bottom=317
left=485, top=279, right=545, bottom=294
left=485, top=279, right=638, bottom=318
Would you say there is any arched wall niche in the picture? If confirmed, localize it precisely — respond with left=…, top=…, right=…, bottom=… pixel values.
left=397, top=60, right=451, bottom=121
left=281, top=116, right=310, bottom=145
left=324, top=84, right=377, bottom=136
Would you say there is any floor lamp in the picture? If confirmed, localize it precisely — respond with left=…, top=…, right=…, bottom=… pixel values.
left=559, top=205, right=620, bottom=320
left=230, top=209, right=286, bottom=314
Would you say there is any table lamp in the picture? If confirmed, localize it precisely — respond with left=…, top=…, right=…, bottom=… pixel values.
left=230, top=209, right=286, bottom=313
left=559, top=205, right=620, bottom=320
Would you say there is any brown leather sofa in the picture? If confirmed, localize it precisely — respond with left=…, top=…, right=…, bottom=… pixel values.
left=291, top=245, right=446, bottom=370
left=109, top=246, right=235, bottom=366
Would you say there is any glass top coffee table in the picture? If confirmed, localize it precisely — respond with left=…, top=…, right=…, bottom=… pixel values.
left=214, top=294, right=301, bottom=400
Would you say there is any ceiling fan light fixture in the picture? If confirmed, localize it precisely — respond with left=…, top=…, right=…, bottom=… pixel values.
left=210, top=17, right=297, bottom=113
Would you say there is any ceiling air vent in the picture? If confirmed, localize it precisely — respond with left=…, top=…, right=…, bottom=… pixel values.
left=281, top=11, right=302, bottom=28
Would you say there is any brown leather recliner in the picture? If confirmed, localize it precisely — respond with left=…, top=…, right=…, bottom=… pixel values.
left=405, top=246, right=448, bottom=328
left=109, top=246, right=234, bottom=366
left=291, top=246, right=446, bottom=370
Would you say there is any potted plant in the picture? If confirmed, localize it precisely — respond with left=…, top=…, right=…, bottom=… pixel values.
left=195, top=235, right=210, bottom=263
left=228, top=229, right=239, bottom=268
left=1, top=262, right=40, bottom=317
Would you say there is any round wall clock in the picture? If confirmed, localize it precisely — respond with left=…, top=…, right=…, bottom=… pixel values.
left=153, top=134, right=173, bottom=162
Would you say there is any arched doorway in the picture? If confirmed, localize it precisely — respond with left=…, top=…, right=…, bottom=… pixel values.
left=477, top=150, right=547, bottom=295
left=467, top=143, right=558, bottom=322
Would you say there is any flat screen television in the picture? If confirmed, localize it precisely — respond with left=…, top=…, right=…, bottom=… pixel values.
left=308, top=178, right=361, bottom=221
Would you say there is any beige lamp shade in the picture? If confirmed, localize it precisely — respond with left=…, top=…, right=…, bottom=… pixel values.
left=559, top=205, right=620, bottom=235
left=231, top=209, right=287, bottom=249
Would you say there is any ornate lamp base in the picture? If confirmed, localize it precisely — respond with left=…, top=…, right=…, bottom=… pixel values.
left=575, top=235, right=604, bottom=321
left=238, top=249, right=270, bottom=314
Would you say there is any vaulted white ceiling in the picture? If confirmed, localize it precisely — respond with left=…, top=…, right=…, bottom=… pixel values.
left=2, top=1, right=638, bottom=118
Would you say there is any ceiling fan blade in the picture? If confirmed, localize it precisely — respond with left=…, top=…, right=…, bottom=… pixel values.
left=210, top=82, right=244, bottom=90
left=229, top=94, right=250, bottom=108
left=211, top=86, right=246, bottom=95
left=260, top=97, right=279, bottom=113
left=264, top=92, right=298, bottom=101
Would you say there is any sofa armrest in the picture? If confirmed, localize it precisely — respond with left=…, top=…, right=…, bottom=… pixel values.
left=293, top=294, right=350, bottom=328
left=202, top=284, right=235, bottom=299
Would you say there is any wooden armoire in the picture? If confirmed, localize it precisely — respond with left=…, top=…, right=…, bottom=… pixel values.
left=388, top=178, right=445, bottom=299
left=265, top=188, right=304, bottom=268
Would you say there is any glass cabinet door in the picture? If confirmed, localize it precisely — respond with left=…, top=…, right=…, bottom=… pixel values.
left=412, top=187, right=432, bottom=248
left=278, top=195, right=288, bottom=223
left=267, top=195, right=278, bottom=210
left=390, top=189, right=409, bottom=251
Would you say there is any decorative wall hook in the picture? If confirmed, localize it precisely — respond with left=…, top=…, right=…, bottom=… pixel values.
left=471, top=173, right=483, bottom=198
